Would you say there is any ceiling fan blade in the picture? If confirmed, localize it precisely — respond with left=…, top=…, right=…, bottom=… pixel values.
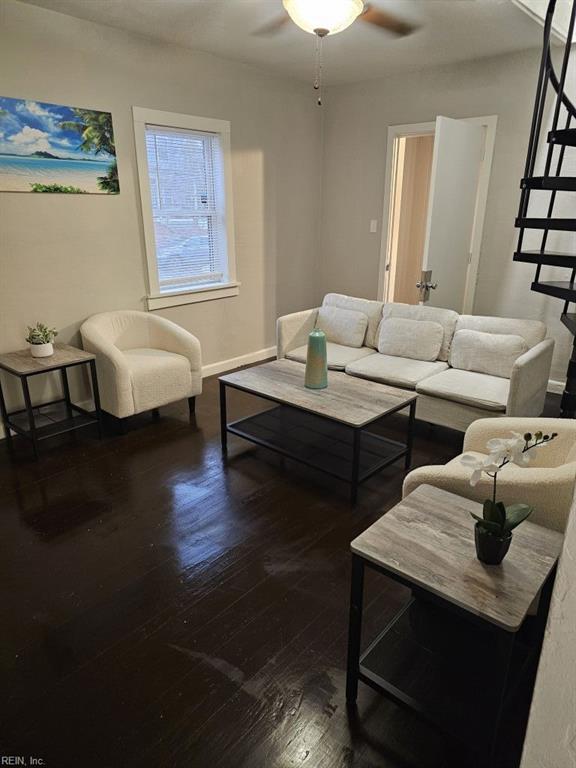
left=253, top=13, right=291, bottom=35
left=361, top=3, right=418, bottom=36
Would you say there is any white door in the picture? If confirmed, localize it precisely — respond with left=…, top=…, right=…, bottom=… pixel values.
left=421, top=116, right=484, bottom=311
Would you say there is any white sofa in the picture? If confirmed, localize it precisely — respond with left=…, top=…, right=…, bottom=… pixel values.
left=81, top=310, right=202, bottom=419
left=276, top=294, right=554, bottom=432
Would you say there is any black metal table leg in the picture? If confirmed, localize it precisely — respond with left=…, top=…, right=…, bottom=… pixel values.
left=487, top=630, right=516, bottom=767
left=219, top=381, right=228, bottom=455
left=534, top=564, right=556, bottom=641
left=0, top=374, right=12, bottom=447
left=405, top=399, right=416, bottom=470
left=350, top=429, right=361, bottom=505
left=346, top=554, right=365, bottom=704
left=60, top=367, right=73, bottom=419
left=21, top=376, right=39, bottom=460
left=89, top=359, right=103, bottom=439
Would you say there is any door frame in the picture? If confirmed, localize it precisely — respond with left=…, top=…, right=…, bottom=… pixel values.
left=377, top=115, right=498, bottom=313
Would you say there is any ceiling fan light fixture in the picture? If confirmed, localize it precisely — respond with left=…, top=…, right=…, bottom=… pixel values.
left=282, top=0, right=364, bottom=36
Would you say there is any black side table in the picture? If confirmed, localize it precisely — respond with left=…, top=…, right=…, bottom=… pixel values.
left=0, top=344, right=102, bottom=459
left=346, top=484, right=563, bottom=767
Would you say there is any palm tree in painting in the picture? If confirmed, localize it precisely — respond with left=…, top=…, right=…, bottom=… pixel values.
left=60, top=109, right=119, bottom=193
left=96, top=160, right=119, bottom=193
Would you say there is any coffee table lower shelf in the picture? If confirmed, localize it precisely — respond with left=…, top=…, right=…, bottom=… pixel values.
left=221, top=402, right=415, bottom=503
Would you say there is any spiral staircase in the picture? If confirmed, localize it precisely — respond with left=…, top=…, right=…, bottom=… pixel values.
left=514, top=0, right=576, bottom=417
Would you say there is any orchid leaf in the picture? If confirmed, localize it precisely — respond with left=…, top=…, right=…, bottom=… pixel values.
left=504, top=504, right=533, bottom=532
left=471, top=513, right=502, bottom=535
left=483, top=500, right=506, bottom=532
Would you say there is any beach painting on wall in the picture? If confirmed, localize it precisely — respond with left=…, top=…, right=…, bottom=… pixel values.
left=0, top=96, right=119, bottom=194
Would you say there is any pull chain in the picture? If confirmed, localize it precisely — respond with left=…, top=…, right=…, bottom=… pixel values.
left=313, top=29, right=327, bottom=107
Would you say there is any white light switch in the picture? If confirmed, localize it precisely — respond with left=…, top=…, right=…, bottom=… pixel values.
left=369, top=219, right=378, bottom=233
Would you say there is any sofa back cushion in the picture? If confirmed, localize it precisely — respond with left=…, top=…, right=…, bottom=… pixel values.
left=381, top=303, right=459, bottom=362
left=453, top=315, right=546, bottom=349
left=450, top=329, right=529, bottom=378
left=378, top=317, right=444, bottom=361
left=316, top=306, right=368, bottom=348
left=322, top=293, right=383, bottom=349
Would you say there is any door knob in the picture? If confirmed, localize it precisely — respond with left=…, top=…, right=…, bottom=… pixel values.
left=417, top=270, right=437, bottom=303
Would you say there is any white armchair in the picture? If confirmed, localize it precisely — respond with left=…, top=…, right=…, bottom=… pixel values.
left=80, top=310, right=202, bottom=419
left=403, top=418, right=576, bottom=532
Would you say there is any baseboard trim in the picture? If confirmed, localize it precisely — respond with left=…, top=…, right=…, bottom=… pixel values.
left=548, top=379, right=564, bottom=395
left=202, top=346, right=277, bottom=378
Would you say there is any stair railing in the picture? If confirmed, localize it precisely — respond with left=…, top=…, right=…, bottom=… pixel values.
left=514, top=0, right=576, bottom=418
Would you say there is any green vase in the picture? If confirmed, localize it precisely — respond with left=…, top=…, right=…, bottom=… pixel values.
left=305, top=329, right=328, bottom=389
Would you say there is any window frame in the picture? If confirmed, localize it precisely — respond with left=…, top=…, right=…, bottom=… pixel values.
left=133, top=107, right=238, bottom=310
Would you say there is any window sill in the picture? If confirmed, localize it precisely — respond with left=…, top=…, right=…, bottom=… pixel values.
left=147, top=282, right=240, bottom=311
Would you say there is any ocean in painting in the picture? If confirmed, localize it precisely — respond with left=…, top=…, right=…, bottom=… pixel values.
left=0, top=154, right=113, bottom=193
left=0, top=96, right=119, bottom=194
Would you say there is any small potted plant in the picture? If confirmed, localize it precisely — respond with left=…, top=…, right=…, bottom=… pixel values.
left=26, top=322, right=58, bottom=358
left=461, top=430, right=557, bottom=565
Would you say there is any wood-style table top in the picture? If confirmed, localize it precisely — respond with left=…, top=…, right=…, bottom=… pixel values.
left=351, top=484, right=564, bottom=632
left=0, top=344, right=95, bottom=375
left=219, top=359, right=416, bottom=427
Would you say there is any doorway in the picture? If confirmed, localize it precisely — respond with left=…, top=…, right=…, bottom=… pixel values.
left=378, top=115, right=498, bottom=313
left=384, top=133, right=435, bottom=304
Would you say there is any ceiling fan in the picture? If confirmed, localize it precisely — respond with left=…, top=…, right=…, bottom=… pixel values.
left=257, top=0, right=417, bottom=38
left=255, top=1, right=418, bottom=105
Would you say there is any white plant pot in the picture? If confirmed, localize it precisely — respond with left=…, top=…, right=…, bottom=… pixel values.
left=30, top=342, right=54, bottom=358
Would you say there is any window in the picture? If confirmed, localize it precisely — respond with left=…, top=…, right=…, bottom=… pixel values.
left=133, top=108, right=238, bottom=310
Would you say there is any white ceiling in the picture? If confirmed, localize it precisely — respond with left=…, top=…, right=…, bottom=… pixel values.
left=21, top=0, right=546, bottom=85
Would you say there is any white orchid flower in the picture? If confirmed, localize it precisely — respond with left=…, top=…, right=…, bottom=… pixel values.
left=460, top=453, right=502, bottom=486
left=460, top=430, right=552, bottom=488
left=485, top=436, right=526, bottom=465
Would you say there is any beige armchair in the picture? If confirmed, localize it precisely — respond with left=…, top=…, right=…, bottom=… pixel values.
left=81, top=310, right=202, bottom=420
left=403, top=418, right=576, bottom=532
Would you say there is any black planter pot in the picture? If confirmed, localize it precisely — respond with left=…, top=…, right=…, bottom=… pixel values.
left=474, top=524, right=512, bottom=565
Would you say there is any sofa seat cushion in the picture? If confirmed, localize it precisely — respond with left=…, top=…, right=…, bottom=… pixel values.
left=123, top=348, right=192, bottom=413
left=416, top=369, right=509, bottom=412
left=316, top=306, right=368, bottom=348
left=345, top=354, right=448, bottom=390
left=286, top=343, right=375, bottom=371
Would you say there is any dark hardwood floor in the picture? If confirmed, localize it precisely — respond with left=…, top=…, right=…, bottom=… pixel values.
left=0, top=370, right=561, bottom=768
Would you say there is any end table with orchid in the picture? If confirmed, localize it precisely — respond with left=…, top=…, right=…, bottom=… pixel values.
left=460, top=430, right=558, bottom=564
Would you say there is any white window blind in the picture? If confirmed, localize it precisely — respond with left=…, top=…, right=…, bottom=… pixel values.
left=145, top=124, right=228, bottom=294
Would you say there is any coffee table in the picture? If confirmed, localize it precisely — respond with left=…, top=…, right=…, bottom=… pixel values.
left=218, top=359, right=417, bottom=503
left=346, top=484, right=563, bottom=765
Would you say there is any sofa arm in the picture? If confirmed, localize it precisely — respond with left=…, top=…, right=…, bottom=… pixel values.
left=149, top=315, right=202, bottom=373
left=507, top=338, right=555, bottom=417
left=276, top=308, right=319, bottom=358
left=80, top=322, right=134, bottom=418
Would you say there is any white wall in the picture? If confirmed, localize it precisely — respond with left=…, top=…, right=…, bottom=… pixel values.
left=1, top=0, right=574, bottom=414
left=319, top=48, right=576, bottom=384
left=0, top=0, right=322, bottom=408
left=521, top=492, right=576, bottom=768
